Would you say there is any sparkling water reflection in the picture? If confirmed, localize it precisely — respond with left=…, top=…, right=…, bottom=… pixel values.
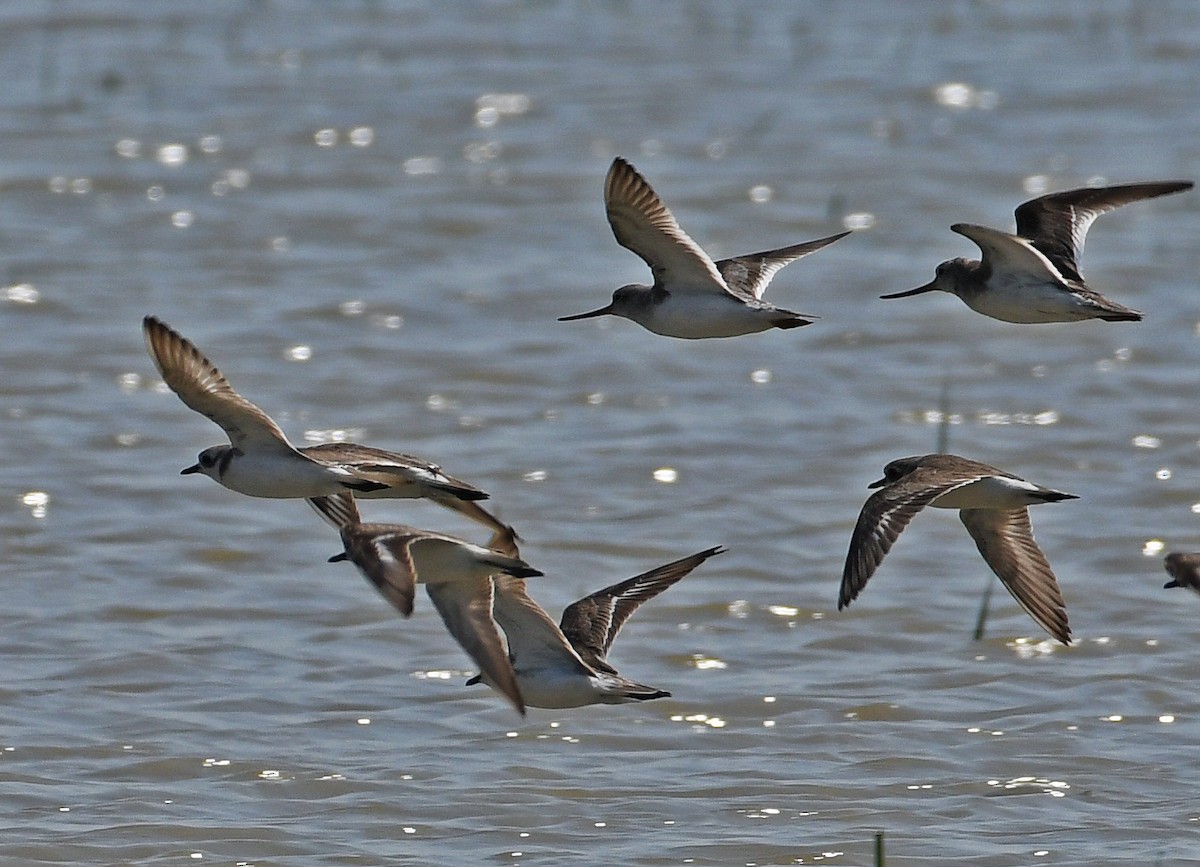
left=2, top=1, right=1200, bottom=865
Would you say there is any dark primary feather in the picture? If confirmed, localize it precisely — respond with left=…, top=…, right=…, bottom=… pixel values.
left=559, top=546, right=724, bottom=669
left=343, top=531, right=419, bottom=617
left=307, top=492, right=362, bottom=530
left=714, top=232, right=850, bottom=301
left=1013, top=181, right=1193, bottom=283
left=959, top=508, right=1071, bottom=644
left=839, top=476, right=980, bottom=610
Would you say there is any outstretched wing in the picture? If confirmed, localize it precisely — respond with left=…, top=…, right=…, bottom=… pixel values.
left=1014, top=181, right=1193, bottom=283
left=427, top=579, right=525, bottom=715
left=491, top=574, right=596, bottom=678
left=307, top=492, right=362, bottom=530
left=143, top=315, right=293, bottom=453
left=951, top=224, right=1063, bottom=285
left=715, top=232, right=849, bottom=300
left=605, top=157, right=729, bottom=297
left=560, top=546, right=724, bottom=668
left=959, top=508, right=1071, bottom=645
left=339, top=529, right=422, bottom=617
left=839, top=471, right=987, bottom=610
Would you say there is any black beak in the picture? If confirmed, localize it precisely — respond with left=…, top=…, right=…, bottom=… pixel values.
left=880, top=280, right=938, bottom=299
left=180, top=464, right=201, bottom=475
left=465, top=674, right=482, bottom=686
left=558, top=304, right=614, bottom=321
left=867, top=477, right=888, bottom=489
left=1164, top=580, right=1181, bottom=589
left=328, top=552, right=348, bottom=563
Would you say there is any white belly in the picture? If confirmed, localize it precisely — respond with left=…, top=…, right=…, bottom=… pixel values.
left=221, top=453, right=352, bottom=498
left=930, top=475, right=1042, bottom=509
left=964, top=279, right=1095, bottom=324
left=514, top=668, right=602, bottom=709
left=408, top=539, right=492, bottom=583
left=635, top=295, right=777, bottom=339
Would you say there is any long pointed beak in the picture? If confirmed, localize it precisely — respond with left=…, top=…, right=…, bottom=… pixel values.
left=328, top=552, right=348, bottom=563
left=867, top=477, right=888, bottom=489
left=880, top=281, right=938, bottom=299
left=558, top=304, right=614, bottom=321
left=180, top=464, right=201, bottom=475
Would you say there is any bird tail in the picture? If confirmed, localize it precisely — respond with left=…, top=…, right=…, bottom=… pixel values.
left=485, top=554, right=542, bottom=579
left=772, top=314, right=815, bottom=330
left=1035, top=490, right=1078, bottom=503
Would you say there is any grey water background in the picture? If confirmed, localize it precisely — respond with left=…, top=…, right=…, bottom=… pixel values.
left=3, top=1, right=1200, bottom=864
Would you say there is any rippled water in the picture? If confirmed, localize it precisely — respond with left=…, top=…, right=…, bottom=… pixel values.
left=4, top=1, right=1200, bottom=864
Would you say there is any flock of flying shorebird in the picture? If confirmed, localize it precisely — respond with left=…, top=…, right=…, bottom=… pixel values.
left=144, top=157, right=1198, bottom=715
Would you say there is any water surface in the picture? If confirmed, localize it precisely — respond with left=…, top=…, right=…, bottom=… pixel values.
left=3, top=2, right=1200, bottom=864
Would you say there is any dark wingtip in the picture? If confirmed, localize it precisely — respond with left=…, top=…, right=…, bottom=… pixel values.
left=1040, top=491, right=1079, bottom=502
left=632, top=689, right=671, bottom=701
left=773, top=317, right=815, bottom=330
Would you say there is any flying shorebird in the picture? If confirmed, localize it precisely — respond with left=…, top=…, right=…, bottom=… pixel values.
left=143, top=316, right=513, bottom=537
left=882, top=180, right=1193, bottom=323
left=310, top=493, right=540, bottom=715
left=467, top=538, right=725, bottom=708
left=839, top=454, right=1077, bottom=644
left=558, top=156, right=849, bottom=338
left=1163, top=552, right=1200, bottom=596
